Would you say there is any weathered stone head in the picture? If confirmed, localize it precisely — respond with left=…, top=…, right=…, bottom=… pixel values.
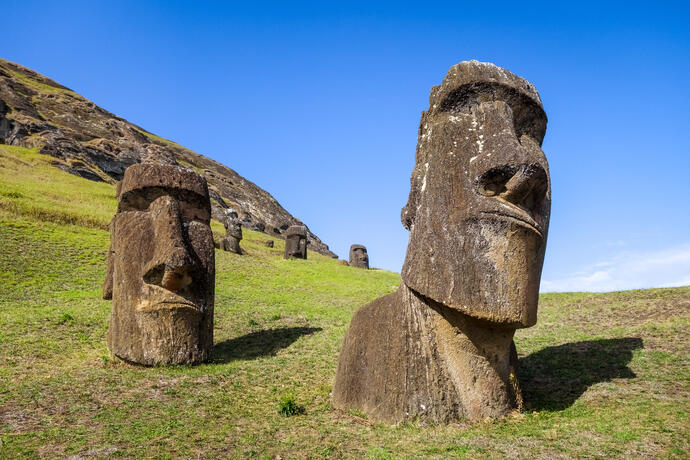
left=332, top=61, right=551, bottom=423
left=283, top=225, right=307, bottom=259
left=220, top=209, right=243, bottom=254
left=349, top=244, right=369, bottom=269
left=103, top=162, right=215, bottom=365
left=401, top=61, right=550, bottom=328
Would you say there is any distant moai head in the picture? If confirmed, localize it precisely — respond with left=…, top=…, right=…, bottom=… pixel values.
left=224, top=210, right=243, bottom=241
left=349, top=244, right=369, bottom=269
left=284, top=225, right=308, bottom=259
left=400, top=61, right=550, bottom=328
left=103, top=163, right=215, bottom=365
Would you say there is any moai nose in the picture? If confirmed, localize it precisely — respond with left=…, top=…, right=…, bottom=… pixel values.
left=143, top=196, right=196, bottom=293
left=500, top=163, right=548, bottom=215
left=477, top=163, right=548, bottom=217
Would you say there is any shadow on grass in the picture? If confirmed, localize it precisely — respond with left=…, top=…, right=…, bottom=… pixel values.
left=519, top=337, right=643, bottom=411
left=211, top=327, right=322, bottom=363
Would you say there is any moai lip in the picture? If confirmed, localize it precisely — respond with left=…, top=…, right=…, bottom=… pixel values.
left=103, top=162, right=215, bottom=366
left=349, top=244, right=369, bottom=269
left=284, top=225, right=307, bottom=259
left=333, top=61, right=550, bottom=423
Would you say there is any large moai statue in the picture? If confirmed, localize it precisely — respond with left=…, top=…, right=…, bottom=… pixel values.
left=283, top=225, right=308, bottom=259
left=332, top=61, right=551, bottom=423
left=349, top=244, right=369, bottom=269
left=220, top=210, right=243, bottom=254
left=103, top=163, right=215, bottom=365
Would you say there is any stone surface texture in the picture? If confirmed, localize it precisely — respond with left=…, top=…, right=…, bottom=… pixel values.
left=103, top=163, right=215, bottom=365
left=333, top=61, right=550, bottom=423
left=283, top=225, right=307, bottom=259
left=0, top=58, right=336, bottom=257
left=349, top=244, right=369, bottom=269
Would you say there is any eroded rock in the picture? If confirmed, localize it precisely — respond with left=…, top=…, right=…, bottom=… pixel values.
left=332, top=61, right=550, bottom=423
left=103, top=163, right=215, bottom=365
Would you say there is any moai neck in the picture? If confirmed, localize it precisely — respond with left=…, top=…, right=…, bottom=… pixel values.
left=402, top=283, right=522, bottom=420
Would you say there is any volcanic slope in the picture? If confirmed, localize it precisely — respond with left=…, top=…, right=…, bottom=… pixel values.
left=0, top=58, right=335, bottom=256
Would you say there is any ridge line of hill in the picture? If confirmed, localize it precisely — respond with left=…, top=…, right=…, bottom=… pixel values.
left=0, top=57, right=337, bottom=257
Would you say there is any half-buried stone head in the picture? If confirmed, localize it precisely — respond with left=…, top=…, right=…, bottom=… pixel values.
left=400, top=61, right=550, bottom=328
left=332, top=61, right=551, bottom=423
left=349, top=244, right=369, bottom=269
left=220, top=209, right=243, bottom=254
left=284, top=225, right=307, bottom=259
left=102, top=162, right=215, bottom=365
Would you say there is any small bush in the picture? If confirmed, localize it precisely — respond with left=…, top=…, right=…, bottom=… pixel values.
left=278, top=394, right=305, bottom=417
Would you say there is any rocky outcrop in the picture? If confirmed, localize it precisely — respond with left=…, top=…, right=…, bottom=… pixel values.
left=0, top=58, right=336, bottom=257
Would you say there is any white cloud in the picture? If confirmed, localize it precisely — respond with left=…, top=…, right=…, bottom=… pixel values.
left=541, top=243, right=690, bottom=292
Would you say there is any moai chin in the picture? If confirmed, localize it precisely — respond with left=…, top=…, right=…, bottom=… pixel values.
left=349, top=244, right=369, bottom=269
left=103, top=163, right=215, bottom=365
left=283, top=225, right=307, bottom=259
left=332, top=61, right=551, bottom=423
left=220, top=210, right=243, bottom=254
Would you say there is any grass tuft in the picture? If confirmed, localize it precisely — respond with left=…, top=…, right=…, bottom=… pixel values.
left=278, top=394, right=306, bottom=417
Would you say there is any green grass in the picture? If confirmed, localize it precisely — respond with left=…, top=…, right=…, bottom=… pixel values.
left=1, top=146, right=689, bottom=458
left=0, top=145, right=115, bottom=229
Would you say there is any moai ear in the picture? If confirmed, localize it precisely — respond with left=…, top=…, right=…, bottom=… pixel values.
left=102, top=245, right=114, bottom=300
left=401, top=187, right=418, bottom=230
left=102, top=219, right=114, bottom=300
left=401, top=111, right=429, bottom=231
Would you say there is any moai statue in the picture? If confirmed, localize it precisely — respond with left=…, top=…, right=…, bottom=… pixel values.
left=220, top=210, right=243, bottom=254
left=349, top=244, right=369, bottom=269
left=103, top=163, right=215, bottom=365
left=283, top=225, right=307, bottom=259
left=332, top=61, right=550, bottom=423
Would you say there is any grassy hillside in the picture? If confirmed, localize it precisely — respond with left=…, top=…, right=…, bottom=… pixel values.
left=1, top=144, right=688, bottom=459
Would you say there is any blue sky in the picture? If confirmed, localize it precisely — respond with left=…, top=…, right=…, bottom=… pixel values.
left=3, top=1, right=689, bottom=292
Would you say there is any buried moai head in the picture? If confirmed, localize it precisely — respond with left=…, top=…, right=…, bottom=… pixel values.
left=220, top=209, right=243, bottom=254
left=283, top=225, right=307, bottom=259
left=349, top=244, right=369, bottom=269
left=401, top=61, right=551, bottom=328
left=103, top=163, right=215, bottom=365
left=224, top=209, right=243, bottom=240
